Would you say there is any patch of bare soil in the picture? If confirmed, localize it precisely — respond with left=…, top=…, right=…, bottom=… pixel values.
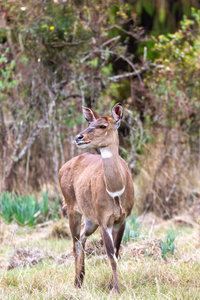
left=58, top=236, right=162, bottom=263
left=137, top=212, right=164, bottom=227
left=172, top=214, right=196, bottom=228
left=85, top=238, right=105, bottom=256
left=7, top=247, right=49, bottom=270
left=137, top=211, right=198, bottom=231
left=121, top=238, right=163, bottom=260
left=46, top=219, right=71, bottom=239
left=57, top=238, right=105, bottom=265
left=0, top=223, right=20, bottom=245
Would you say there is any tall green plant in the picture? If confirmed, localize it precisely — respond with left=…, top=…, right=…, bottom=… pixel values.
left=13, top=194, right=40, bottom=226
left=1, top=192, right=14, bottom=223
left=42, top=191, right=50, bottom=218
left=159, top=230, right=177, bottom=260
left=123, top=215, right=141, bottom=244
left=0, top=192, right=60, bottom=226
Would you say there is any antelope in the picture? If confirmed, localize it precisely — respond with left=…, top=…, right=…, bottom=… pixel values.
left=59, top=103, right=134, bottom=293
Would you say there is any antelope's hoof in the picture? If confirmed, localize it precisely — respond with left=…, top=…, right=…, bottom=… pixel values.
left=108, top=281, right=120, bottom=294
left=108, top=280, right=113, bottom=290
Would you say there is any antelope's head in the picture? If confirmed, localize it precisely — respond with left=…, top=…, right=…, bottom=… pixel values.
left=75, top=103, right=123, bottom=149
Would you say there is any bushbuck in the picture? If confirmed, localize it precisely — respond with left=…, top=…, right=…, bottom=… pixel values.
left=59, top=103, right=134, bottom=293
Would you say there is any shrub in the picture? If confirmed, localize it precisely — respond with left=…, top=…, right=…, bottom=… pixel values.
left=146, top=8, right=200, bottom=131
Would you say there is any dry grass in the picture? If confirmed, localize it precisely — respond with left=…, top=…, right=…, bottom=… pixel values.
left=0, top=215, right=200, bottom=299
left=134, top=131, right=200, bottom=220
left=7, top=247, right=48, bottom=270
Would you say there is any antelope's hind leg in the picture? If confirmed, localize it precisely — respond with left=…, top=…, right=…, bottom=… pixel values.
left=107, top=222, right=126, bottom=291
left=113, top=221, right=126, bottom=258
left=101, top=226, right=120, bottom=294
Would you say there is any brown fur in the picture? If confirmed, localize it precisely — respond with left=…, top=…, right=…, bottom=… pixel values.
left=59, top=104, right=134, bottom=293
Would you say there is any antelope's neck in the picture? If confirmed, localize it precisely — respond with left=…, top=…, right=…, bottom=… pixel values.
left=100, top=146, right=125, bottom=195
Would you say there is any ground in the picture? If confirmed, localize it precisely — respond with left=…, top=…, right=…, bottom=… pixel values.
left=0, top=214, right=200, bottom=299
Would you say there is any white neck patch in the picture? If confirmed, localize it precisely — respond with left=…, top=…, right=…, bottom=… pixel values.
left=100, top=148, right=112, bottom=159
left=106, top=186, right=125, bottom=198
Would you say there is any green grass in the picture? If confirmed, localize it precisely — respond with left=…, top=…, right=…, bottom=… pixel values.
left=0, top=217, right=200, bottom=299
left=1, top=256, right=200, bottom=299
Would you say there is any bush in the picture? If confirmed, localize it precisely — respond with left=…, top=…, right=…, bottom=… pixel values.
left=146, top=8, right=200, bottom=132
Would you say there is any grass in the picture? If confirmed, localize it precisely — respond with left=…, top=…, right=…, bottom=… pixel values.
left=0, top=215, right=200, bottom=299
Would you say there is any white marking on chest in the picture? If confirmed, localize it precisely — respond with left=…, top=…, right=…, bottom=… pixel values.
left=100, top=148, right=112, bottom=158
left=106, top=186, right=125, bottom=198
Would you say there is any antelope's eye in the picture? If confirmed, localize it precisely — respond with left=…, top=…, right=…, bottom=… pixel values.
left=99, top=125, right=107, bottom=129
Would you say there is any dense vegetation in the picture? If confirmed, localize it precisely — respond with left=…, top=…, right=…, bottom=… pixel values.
left=0, top=0, right=200, bottom=219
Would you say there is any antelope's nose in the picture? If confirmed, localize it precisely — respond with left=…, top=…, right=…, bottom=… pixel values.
left=76, top=133, right=84, bottom=143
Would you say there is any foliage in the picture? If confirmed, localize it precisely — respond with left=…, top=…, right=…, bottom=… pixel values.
left=0, top=192, right=60, bottom=226
left=136, top=0, right=199, bottom=34
left=0, top=0, right=143, bottom=192
left=136, top=9, right=200, bottom=216
left=0, top=49, right=17, bottom=100
left=123, top=215, right=141, bottom=244
left=1, top=192, right=14, bottom=224
left=123, top=216, right=177, bottom=260
left=146, top=9, right=200, bottom=132
left=159, top=230, right=178, bottom=260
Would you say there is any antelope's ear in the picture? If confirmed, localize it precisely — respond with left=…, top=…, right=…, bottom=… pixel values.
left=111, top=103, right=123, bottom=129
left=82, top=106, right=100, bottom=123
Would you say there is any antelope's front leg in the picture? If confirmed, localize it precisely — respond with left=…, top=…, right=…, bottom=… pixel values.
left=101, top=226, right=120, bottom=294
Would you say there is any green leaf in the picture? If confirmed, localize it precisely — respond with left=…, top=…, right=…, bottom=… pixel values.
left=87, top=57, right=99, bottom=68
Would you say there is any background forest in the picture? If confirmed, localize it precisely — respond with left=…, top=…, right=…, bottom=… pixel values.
left=1, top=0, right=200, bottom=220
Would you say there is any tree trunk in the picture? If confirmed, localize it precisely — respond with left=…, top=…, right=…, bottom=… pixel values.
left=0, top=102, right=8, bottom=191
left=3, top=159, right=16, bottom=191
